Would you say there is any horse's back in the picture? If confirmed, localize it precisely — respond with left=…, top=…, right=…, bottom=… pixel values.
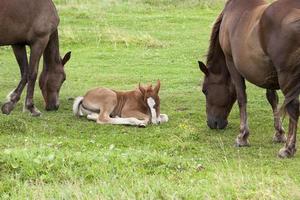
left=220, top=0, right=276, bottom=88
left=0, top=0, right=59, bottom=45
left=260, top=0, right=300, bottom=68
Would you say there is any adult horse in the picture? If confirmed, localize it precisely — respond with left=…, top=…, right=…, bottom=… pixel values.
left=0, top=0, right=71, bottom=116
left=199, top=0, right=300, bottom=158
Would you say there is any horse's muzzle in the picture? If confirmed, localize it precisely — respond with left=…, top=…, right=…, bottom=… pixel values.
left=45, top=104, right=59, bottom=111
left=207, top=116, right=228, bottom=129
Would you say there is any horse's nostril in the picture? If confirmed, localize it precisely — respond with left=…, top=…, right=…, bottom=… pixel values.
left=207, top=117, right=228, bottom=130
left=207, top=120, right=218, bottom=129
left=46, top=104, right=59, bottom=111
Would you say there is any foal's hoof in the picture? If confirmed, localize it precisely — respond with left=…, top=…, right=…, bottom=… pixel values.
left=138, top=123, right=146, bottom=128
left=278, top=147, right=296, bottom=158
left=1, top=102, right=15, bottom=115
left=273, top=133, right=287, bottom=143
left=235, top=137, right=250, bottom=147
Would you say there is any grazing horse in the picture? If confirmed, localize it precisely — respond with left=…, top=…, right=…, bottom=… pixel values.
left=0, top=0, right=71, bottom=116
left=199, top=0, right=300, bottom=158
left=72, top=81, right=169, bottom=127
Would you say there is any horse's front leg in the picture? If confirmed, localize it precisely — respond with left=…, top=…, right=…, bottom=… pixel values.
left=2, top=45, right=28, bottom=115
left=25, top=36, right=49, bottom=116
left=266, top=89, right=286, bottom=143
left=226, top=57, right=250, bottom=147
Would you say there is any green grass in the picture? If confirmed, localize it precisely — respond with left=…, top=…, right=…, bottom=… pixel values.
left=0, top=0, right=299, bottom=199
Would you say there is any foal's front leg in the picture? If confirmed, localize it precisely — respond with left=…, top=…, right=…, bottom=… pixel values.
left=121, top=111, right=150, bottom=127
left=2, top=45, right=28, bottom=114
left=159, top=114, right=169, bottom=124
left=266, top=89, right=286, bottom=143
left=94, top=110, right=148, bottom=127
left=226, top=57, right=250, bottom=146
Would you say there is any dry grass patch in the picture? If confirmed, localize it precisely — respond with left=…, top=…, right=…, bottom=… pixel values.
left=101, top=27, right=167, bottom=48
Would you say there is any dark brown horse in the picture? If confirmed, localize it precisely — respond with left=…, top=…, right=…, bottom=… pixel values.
left=199, top=0, right=300, bottom=158
left=0, top=0, right=71, bottom=116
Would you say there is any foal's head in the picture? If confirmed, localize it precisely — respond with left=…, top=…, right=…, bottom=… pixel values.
left=139, top=80, right=161, bottom=124
left=198, top=61, right=236, bottom=129
left=39, top=52, right=71, bottom=111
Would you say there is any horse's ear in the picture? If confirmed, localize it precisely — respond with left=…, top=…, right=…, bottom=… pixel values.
left=198, top=61, right=209, bottom=76
left=62, top=51, right=72, bottom=66
left=139, top=83, right=146, bottom=96
left=154, top=80, right=161, bottom=94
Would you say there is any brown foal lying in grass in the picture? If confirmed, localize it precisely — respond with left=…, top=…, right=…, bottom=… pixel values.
left=73, top=81, right=168, bottom=127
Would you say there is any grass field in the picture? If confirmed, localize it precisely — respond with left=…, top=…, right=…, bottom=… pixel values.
left=0, top=0, right=300, bottom=199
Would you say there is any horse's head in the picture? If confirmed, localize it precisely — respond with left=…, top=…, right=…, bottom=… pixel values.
left=39, top=52, right=71, bottom=111
left=139, top=80, right=161, bottom=124
left=198, top=61, right=236, bottom=129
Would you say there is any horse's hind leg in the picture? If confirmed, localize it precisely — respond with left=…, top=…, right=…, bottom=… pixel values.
left=2, top=45, right=28, bottom=115
left=266, top=89, right=286, bottom=142
left=25, top=36, right=49, bottom=116
left=278, top=98, right=299, bottom=158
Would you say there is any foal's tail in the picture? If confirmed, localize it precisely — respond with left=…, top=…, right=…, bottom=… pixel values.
left=73, top=96, right=84, bottom=116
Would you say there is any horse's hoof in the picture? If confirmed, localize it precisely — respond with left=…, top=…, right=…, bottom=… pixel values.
left=278, top=147, right=296, bottom=158
left=235, top=137, right=250, bottom=147
left=1, top=102, right=14, bottom=115
left=30, top=107, right=42, bottom=117
left=273, top=133, right=287, bottom=143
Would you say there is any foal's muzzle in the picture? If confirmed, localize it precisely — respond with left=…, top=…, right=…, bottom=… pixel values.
left=207, top=116, right=228, bottom=129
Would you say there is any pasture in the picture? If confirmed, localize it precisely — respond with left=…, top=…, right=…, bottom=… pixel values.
left=0, top=0, right=299, bottom=199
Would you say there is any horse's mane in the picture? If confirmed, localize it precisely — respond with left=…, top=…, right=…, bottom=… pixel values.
left=206, top=10, right=225, bottom=72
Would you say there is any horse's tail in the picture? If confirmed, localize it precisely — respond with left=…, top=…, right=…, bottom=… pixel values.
left=73, top=96, right=84, bottom=116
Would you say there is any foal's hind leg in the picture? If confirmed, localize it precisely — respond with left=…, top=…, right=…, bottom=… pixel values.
left=2, top=45, right=28, bottom=115
left=266, top=89, right=286, bottom=143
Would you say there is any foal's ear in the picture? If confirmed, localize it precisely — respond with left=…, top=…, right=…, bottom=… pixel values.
left=198, top=61, right=209, bottom=76
left=139, top=83, right=146, bottom=96
left=154, top=80, right=161, bottom=94
left=62, top=51, right=72, bottom=66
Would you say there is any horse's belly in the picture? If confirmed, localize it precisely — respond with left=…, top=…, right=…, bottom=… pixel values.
left=235, top=56, right=280, bottom=89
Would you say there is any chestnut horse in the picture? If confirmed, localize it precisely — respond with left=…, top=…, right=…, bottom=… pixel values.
left=0, top=0, right=71, bottom=116
left=73, top=81, right=168, bottom=127
left=199, top=0, right=300, bottom=158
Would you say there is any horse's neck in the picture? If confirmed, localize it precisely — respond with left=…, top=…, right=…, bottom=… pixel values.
left=43, top=30, right=61, bottom=71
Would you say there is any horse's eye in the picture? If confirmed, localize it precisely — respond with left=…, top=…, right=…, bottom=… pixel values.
left=202, top=89, right=208, bottom=95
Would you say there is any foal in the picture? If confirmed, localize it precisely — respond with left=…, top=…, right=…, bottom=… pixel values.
left=73, top=81, right=168, bottom=127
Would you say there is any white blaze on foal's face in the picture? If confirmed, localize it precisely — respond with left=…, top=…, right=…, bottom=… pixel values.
left=147, top=97, right=158, bottom=124
left=139, top=80, right=161, bottom=124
